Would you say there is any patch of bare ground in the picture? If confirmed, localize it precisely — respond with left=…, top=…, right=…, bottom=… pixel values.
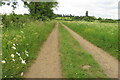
left=24, top=22, right=62, bottom=78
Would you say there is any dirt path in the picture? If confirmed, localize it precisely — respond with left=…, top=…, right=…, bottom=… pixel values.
left=24, top=22, right=63, bottom=78
left=61, top=23, right=118, bottom=78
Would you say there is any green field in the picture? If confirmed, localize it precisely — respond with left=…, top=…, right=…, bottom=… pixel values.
left=55, top=17, right=73, bottom=21
left=2, top=19, right=118, bottom=78
left=59, top=23, right=107, bottom=78
left=62, top=21, right=118, bottom=60
left=2, top=20, right=56, bottom=78
left=1, top=0, right=119, bottom=78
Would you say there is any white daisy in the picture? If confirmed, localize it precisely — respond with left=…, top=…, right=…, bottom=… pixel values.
left=21, top=72, right=24, bottom=76
left=2, top=60, right=6, bottom=64
left=12, top=46, right=16, bottom=50
left=16, top=52, right=20, bottom=56
left=11, top=54, right=15, bottom=58
left=13, top=44, right=16, bottom=46
left=12, top=59, right=15, bottom=61
left=21, top=59, right=26, bottom=64
left=26, top=54, right=29, bottom=57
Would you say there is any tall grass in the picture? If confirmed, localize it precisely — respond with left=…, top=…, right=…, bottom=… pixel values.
left=2, top=19, right=56, bottom=78
left=0, top=18, right=2, bottom=78
left=63, top=21, right=118, bottom=60
left=59, top=23, right=107, bottom=78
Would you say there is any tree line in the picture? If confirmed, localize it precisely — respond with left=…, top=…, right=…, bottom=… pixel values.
left=1, top=0, right=58, bottom=28
left=1, top=0, right=58, bottom=20
left=55, top=12, right=118, bottom=23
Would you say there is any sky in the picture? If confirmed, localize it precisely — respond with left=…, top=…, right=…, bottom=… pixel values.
left=0, top=0, right=119, bottom=19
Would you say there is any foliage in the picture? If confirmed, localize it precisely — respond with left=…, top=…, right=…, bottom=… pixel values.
left=2, top=0, right=58, bottom=21
left=24, top=2, right=58, bottom=20
left=2, top=14, right=30, bottom=28
left=98, top=19, right=118, bottom=23
left=80, top=16, right=96, bottom=22
left=56, top=14, right=118, bottom=23
left=55, top=15, right=97, bottom=22
left=59, top=23, right=107, bottom=78
left=2, top=18, right=56, bottom=78
left=63, top=21, right=118, bottom=60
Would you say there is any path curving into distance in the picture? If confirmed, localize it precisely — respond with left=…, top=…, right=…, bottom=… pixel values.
left=24, top=22, right=63, bottom=78
left=61, top=23, right=118, bottom=78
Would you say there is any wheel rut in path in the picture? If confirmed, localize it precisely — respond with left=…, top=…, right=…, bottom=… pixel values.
left=24, top=22, right=63, bottom=78
left=61, top=23, right=118, bottom=78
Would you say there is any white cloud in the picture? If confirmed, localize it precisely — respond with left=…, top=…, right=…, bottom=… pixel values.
left=0, top=0, right=119, bottom=19
left=54, top=0, right=119, bottom=19
left=0, top=0, right=29, bottom=15
left=14, top=0, right=29, bottom=14
left=0, top=5, right=13, bottom=15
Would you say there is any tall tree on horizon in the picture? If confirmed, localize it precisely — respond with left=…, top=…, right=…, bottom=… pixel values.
left=86, top=11, right=88, bottom=16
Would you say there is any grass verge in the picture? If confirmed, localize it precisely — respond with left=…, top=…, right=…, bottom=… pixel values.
left=59, top=23, right=107, bottom=78
left=2, top=20, right=56, bottom=78
left=62, top=21, right=118, bottom=60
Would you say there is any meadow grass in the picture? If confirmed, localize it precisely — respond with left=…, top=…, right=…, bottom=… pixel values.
left=55, top=17, right=72, bottom=21
left=63, top=21, right=118, bottom=60
left=2, top=20, right=56, bottom=78
left=59, top=23, right=107, bottom=78
left=0, top=20, right=2, bottom=78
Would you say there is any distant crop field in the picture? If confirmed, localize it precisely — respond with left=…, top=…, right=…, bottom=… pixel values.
left=63, top=21, right=118, bottom=60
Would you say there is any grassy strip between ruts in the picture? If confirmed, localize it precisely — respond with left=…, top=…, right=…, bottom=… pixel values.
left=59, top=23, right=107, bottom=78
left=2, top=20, right=56, bottom=78
left=62, top=21, right=118, bottom=60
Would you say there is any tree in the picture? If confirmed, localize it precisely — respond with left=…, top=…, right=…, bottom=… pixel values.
left=98, top=17, right=102, bottom=20
left=2, top=0, right=58, bottom=20
left=24, top=2, right=58, bottom=20
left=86, top=11, right=88, bottom=16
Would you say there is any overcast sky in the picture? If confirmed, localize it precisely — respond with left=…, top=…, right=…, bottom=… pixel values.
left=0, top=0, right=119, bottom=19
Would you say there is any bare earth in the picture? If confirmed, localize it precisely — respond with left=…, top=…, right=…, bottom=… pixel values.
left=62, top=23, right=118, bottom=78
left=24, top=22, right=63, bottom=78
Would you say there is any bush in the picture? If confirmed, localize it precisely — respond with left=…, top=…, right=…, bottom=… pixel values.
left=99, top=19, right=118, bottom=23
left=2, top=14, right=31, bottom=28
left=2, top=14, right=56, bottom=78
